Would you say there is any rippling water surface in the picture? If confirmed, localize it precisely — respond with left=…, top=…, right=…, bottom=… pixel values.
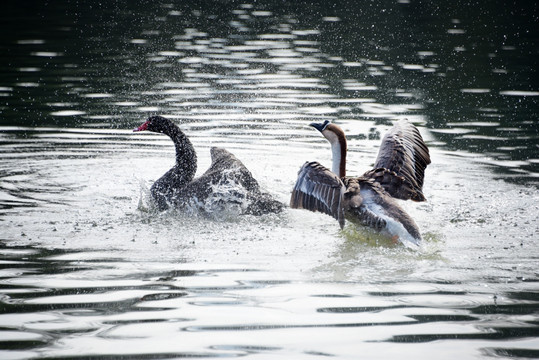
left=1, top=1, right=538, bottom=359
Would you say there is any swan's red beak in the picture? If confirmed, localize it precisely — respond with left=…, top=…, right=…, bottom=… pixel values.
left=133, top=121, right=149, bottom=132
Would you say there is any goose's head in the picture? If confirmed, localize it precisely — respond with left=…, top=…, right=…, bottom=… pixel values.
left=310, top=120, right=346, bottom=147
left=309, top=120, right=347, bottom=178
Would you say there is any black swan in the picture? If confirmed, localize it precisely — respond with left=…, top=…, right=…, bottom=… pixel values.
left=290, top=119, right=430, bottom=247
left=134, top=115, right=282, bottom=215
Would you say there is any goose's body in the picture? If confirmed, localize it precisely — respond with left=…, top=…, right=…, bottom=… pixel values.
left=134, top=116, right=282, bottom=215
left=291, top=120, right=430, bottom=248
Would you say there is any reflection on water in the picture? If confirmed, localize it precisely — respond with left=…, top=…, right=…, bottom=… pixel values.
left=0, top=241, right=538, bottom=359
left=1, top=0, right=538, bottom=358
left=1, top=0, right=537, bottom=181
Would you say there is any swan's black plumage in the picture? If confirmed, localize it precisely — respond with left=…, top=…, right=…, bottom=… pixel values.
left=134, top=116, right=282, bottom=215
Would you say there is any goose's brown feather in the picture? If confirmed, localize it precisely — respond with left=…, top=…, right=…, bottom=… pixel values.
left=366, top=120, right=431, bottom=201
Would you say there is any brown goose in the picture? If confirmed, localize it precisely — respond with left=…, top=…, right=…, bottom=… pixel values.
left=134, top=115, right=282, bottom=215
left=290, top=119, right=430, bottom=247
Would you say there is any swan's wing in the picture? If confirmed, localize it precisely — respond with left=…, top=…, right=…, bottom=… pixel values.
left=367, top=120, right=431, bottom=201
left=290, top=161, right=346, bottom=228
left=206, top=147, right=260, bottom=191
left=178, top=147, right=258, bottom=202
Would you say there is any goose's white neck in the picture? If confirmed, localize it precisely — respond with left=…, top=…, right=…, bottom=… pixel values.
left=330, top=142, right=343, bottom=176
left=322, top=126, right=347, bottom=178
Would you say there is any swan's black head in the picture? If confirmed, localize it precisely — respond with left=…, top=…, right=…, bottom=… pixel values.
left=309, top=120, right=331, bottom=133
left=133, top=115, right=175, bottom=134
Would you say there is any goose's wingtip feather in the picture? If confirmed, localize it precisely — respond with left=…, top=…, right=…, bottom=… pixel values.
left=290, top=161, right=345, bottom=225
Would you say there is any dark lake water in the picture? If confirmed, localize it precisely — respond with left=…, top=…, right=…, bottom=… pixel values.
left=1, top=1, right=538, bottom=359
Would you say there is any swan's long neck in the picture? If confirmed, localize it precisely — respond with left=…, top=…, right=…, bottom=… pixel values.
left=165, top=125, right=197, bottom=184
left=323, top=125, right=347, bottom=178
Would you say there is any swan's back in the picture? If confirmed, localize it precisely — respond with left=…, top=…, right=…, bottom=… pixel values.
left=176, top=147, right=281, bottom=215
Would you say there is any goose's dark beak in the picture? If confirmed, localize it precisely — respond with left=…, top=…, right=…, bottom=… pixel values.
left=309, top=120, right=331, bottom=132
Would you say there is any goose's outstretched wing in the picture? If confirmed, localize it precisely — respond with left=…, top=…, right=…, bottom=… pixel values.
left=365, top=120, right=431, bottom=201
left=290, top=161, right=346, bottom=228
